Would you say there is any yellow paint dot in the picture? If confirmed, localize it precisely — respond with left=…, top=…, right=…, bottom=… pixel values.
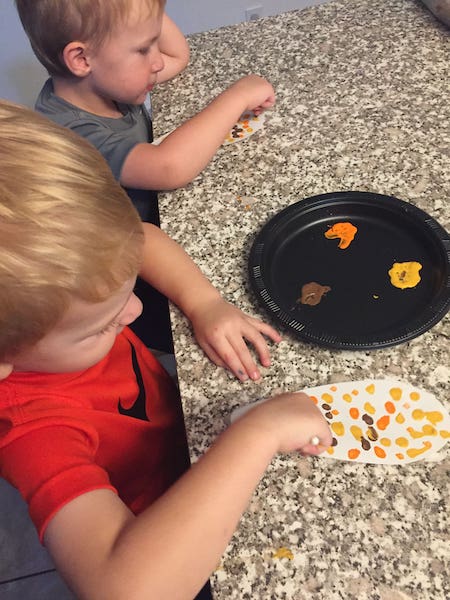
left=395, top=437, right=409, bottom=448
left=410, top=391, right=420, bottom=401
left=412, top=409, right=443, bottom=425
left=380, top=438, right=391, bottom=447
left=327, top=447, right=335, bottom=455
left=440, top=430, right=450, bottom=439
left=273, top=547, right=294, bottom=560
left=343, top=393, right=352, bottom=403
left=389, top=387, right=402, bottom=401
left=321, top=393, right=333, bottom=403
left=331, top=422, right=345, bottom=436
left=365, top=384, right=375, bottom=394
left=395, top=413, right=405, bottom=424
left=406, top=441, right=432, bottom=458
left=407, top=425, right=437, bottom=439
left=363, top=402, right=376, bottom=415
left=350, top=425, right=363, bottom=441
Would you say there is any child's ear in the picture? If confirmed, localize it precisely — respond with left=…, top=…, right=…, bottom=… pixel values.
left=0, top=363, right=13, bottom=381
left=62, top=41, right=92, bottom=77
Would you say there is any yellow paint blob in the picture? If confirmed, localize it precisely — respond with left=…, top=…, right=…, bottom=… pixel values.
left=324, top=222, right=358, bottom=249
left=364, top=402, right=376, bottom=415
left=327, top=447, right=335, bottom=455
left=331, top=422, right=345, bottom=436
left=406, top=441, right=432, bottom=458
left=440, top=431, right=450, bottom=439
left=321, top=393, right=334, bottom=403
left=343, top=393, right=352, bottom=403
left=395, top=437, right=409, bottom=448
left=380, top=438, right=391, bottom=447
left=410, top=391, right=420, bottom=401
left=350, top=425, right=363, bottom=441
left=273, top=547, right=294, bottom=560
left=407, top=425, right=437, bottom=439
left=365, top=384, right=375, bottom=394
left=388, top=261, right=422, bottom=289
left=395, top=413, right=405, bottom=424
left=389, top=387, right=403, bottom=401
left=412, top=409, right=443, bottom=425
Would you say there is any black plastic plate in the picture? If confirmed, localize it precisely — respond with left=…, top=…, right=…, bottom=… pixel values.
left=248, top=191, right=450, bottom=349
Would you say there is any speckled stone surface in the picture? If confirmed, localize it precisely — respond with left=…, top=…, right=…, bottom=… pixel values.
left=152, top=1, right=450, bottom=598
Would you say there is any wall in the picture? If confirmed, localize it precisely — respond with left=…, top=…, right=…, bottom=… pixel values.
left=165, top=0, right=329, bottom=34
left=0, top=0, right=329, bottom=107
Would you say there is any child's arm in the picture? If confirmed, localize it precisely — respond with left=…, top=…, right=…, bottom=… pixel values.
left=121, top=74, right=275, bottom=190
left=139, top=223, right=281, bottom=381
left=44, top=392, right=332, bottom=600
left=157, top=13, right=190, bottom=83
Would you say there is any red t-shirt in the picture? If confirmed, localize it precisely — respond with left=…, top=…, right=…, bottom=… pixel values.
left=0, top=327, right=189, bottom=542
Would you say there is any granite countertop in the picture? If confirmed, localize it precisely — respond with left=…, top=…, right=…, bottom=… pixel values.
left=152, top=1, right=450, bottom=598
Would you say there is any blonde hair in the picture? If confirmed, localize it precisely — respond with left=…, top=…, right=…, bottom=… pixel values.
left=15, top=0, right=165, bottom=77
left=0, top=100, right=144, bottom=359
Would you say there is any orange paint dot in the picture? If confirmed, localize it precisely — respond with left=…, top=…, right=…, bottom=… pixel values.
left=376, top=415, right=390, bottom=430
left=348, top=448, right=360, bottom=460
left=395, top=453, right=405, bottom=460
left=331, top=409, right=339, bottom=415
left=374, top=446, right=387, bottom=458
left=349, top=407, right=359, bottom=419
left=309, top=395, right=318, bottom=404
left=389, top=387, right=402, bottom=401
left=330, top=386, right=337, bottom=392
left=384, top=401, right=396, bottom=414
left=324, top=222, right=358, bottom=249
left=351, top=389, right=359, bottom=396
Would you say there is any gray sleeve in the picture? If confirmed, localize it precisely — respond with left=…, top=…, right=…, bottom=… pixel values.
left=68, top=121, right=139, bottom=181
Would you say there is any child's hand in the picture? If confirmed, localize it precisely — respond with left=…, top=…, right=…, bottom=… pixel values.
left=239, top=392, right=333, bottom=455
left=230, top=74, right=276, bottom=114
left=189, top=297, right=281, bottom=381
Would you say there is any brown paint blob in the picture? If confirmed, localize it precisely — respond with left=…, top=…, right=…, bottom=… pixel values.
left=298, top=282, right=331, bottom=306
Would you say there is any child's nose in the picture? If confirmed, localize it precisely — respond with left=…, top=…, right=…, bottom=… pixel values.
left=151, top=47, right=165, bottom=74
left=120, top=294, right=143, bottom=326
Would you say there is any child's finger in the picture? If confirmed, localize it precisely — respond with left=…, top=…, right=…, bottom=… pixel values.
left=245, top=317, right=282, bottom=344
left=227, top=335, right=262, bottom=381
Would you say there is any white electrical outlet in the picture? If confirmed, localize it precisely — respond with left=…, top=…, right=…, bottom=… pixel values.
left=245, top=5, right=263, bottom=21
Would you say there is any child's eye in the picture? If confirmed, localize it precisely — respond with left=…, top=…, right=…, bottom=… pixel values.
left=138, top=47, right=150, bottom=55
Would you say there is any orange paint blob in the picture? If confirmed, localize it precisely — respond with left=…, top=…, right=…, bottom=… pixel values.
left=330, top=386, right=337, bottom=392
left=349, top=407, right=359, bottom=419
left=374, top=446, right=387, bottom=458
left=310, top=395, right=318, bottom=405
left=385, top=401, right=396, bottom=414
left=376, top=415, right=390, bottom=430
left=395, top=453, right=405, bottom=460
left=348, top=448, right=360, bottom=460
left=324, top=222, right=358, bottom=249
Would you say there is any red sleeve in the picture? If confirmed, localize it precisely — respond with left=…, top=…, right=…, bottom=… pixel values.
left=0, top=425, right=117, bottom=542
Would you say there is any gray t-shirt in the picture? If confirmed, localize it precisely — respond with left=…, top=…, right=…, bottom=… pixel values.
left=35, top=79, right=158, bottom=223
